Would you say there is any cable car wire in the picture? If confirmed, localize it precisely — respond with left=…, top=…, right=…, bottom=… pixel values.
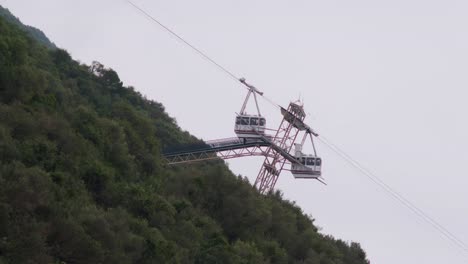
left=318, top=135, right=468, bottom=253
left=317, top=135, right=468, bottom=255
left=126, top=0, right=239, bottom=82
left=126, top=0, right=280, bottom=109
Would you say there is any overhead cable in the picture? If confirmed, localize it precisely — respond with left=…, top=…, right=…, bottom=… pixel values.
left=126, top=0, right=239, bottom=82
left=317, top=135, right=468, bottom=256
left=126, top=0, right=280, bottom=109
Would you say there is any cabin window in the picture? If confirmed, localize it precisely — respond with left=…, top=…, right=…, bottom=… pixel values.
left=250, top=118, right=259, bottom=125
left=236, top=116, right=241, bottom=125
left=259, top=118, right=266, bottom=126
left=307, top=158, right=314, bottom=165
left=241, top=117, right=250, bottom=125
left=301, top=157, right=306, bottom=165
left=316, top=159, right=322, bottom=166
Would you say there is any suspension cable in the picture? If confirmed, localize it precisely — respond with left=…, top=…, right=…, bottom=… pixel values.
left=317, top=135, right=468, bottom=256
left=126, top=0, right=280, bottom=109
left=126, top=0, right=239, bottom=81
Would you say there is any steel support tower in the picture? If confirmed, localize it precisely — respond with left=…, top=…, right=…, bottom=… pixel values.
left=254, top=102, right=308, bottom=194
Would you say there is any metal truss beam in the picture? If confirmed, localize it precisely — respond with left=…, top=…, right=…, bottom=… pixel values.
left=165, top=145, right=274, bottom=165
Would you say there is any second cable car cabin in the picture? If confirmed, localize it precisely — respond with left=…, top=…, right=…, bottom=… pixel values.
left=291, top=143, right=322, bottom=179
left=235, top=78, right=267, bottom=139
left=235, top=115, right=266, bottom=138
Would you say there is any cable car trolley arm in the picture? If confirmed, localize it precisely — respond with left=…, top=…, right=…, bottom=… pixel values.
left=239, top=78, right=263, bottom=115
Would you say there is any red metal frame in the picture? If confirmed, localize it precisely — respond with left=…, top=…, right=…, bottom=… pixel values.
left=254, top=103, right=306, bottom=194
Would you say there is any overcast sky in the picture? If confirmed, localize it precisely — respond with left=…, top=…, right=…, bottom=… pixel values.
left=2, top=0, right=468, bottom=263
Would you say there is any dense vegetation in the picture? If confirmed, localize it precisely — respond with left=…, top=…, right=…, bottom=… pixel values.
left=0, top=6, right=55, bottom=49
left=0, top=10, right=369, bottom=264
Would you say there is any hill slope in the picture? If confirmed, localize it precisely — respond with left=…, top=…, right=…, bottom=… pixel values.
left=0, top=10, right=369, bottom=264
left=0, top=6, right=55, bottom=49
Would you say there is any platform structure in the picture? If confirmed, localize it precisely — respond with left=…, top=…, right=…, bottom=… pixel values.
left=163, top=137, right=273, bottom=165
left=162, top=102, right=317, bottom=194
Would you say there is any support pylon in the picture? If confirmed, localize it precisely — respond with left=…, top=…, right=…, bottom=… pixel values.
left=254, top=102, right=307, bottom=194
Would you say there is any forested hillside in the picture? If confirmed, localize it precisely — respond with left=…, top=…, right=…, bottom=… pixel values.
left=0, top=10, right=369, bottom=264
left=0, top=6, right=55, bottom=49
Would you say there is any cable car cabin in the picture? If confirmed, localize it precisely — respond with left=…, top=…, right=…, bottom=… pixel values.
left=291, top=156, right=322, bottom=179
left=291, top=143, right=321, bottom=179
left=235, top=115, right=266, bottom=138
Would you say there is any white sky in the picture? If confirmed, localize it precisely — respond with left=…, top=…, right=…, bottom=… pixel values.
left=2, top=0, right=468, bottom=263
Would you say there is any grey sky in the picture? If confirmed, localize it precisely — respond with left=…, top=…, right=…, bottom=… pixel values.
left=2, top=0, right=468, bottom=263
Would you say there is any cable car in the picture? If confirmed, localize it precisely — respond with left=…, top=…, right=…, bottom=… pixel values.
left=234, top=78, right=267, bottom=139
left=291, top=156, right=322, bottom=178
left=235, top=115, right=266, bottom=138
left=291, top=142, right=322, bottom=179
